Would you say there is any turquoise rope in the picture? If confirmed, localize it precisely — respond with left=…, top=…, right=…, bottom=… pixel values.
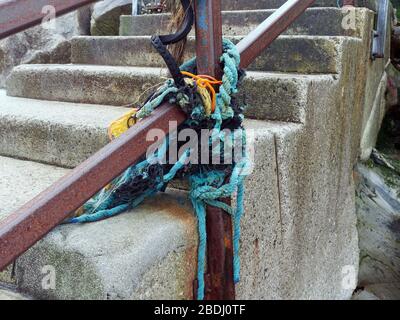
left=70, top=39, right=249, bottom=300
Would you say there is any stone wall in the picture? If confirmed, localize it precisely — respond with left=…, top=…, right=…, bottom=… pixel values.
left=354, top=162, right=400, bottom=299
left=0, top=7, right=91, bottom=88
left=0, top=0, right=143, bottom=87
left=91, top=0, right=132, bottom=36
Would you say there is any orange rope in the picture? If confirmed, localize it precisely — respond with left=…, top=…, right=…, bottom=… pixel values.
left=181, top=71, right=222, bottom=113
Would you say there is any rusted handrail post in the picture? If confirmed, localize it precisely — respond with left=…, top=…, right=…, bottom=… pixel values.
left=194, top=0, right=235, bottom=300
left=194, top=0, right=223, bottom=79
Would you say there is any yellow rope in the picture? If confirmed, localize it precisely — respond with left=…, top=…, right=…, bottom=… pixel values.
left=183, top=78, right=212, bottom=116
left=181, top=71, right=222, bottom=113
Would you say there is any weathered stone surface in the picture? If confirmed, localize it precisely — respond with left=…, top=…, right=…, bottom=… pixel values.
left=71, top=35, right=344, bottom=74
left=0, top=265, right=15, bottom=286
left=359, top=73, right=388, bottom=161
left=360, top=284, right=400, bottom=300
left=6, top=65, right=316, bottom=123
left=7, top=64, right=170, bottom=106
left=238, top=41, right=363, bottom=298
left=91, top=0, right=132, bottom=36
left=0, top=2, right=390, bottom=301
left=241, top=27, right=381, bottom=298
left=15, top=191, right=197, bottom=300
left=355, top=164, right=400, bottom=287
left=0, top=156, right=68, bottom=287
left=0, top=90, right=127, bottom=168
left=269, top=78, right=361, bottom=299
left=353, top=283, right=400, bottom=300
left=0, top=156, right=69, bottom=223
left=357, top=4, right=393, bottom=160
left=220, top=0, right=377, bottom=11
left=352, top=288, right=380, bottom=300
left=0, top=287, right=29, bottom=300
left=0, top=157, right=197, bottom=299
left=120, top=8, right=361, bottom=38
left=236, top=120, right=294, bottom=299
left=131, top=247, right=197, bottom=300
left=0, top=8, right=91, bottom=88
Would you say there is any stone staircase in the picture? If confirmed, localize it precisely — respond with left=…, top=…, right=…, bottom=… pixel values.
left=0, top=0, right=389, bottom=299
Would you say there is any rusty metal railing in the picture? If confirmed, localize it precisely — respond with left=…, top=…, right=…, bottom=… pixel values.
left=0, top=0, right=99, bottom=40
left=0, top=0, right=318, bottom=299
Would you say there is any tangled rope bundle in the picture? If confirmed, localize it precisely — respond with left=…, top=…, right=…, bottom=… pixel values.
left=69, top=39, right=250, bottom=300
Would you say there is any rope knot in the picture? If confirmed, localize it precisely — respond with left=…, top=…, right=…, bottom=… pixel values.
left=71, top=39, right=249, bottom=301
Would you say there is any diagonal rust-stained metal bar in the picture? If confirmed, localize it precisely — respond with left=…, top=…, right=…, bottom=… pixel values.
left=237, top=0, right=316, bottom=69
left=0, top=0, right=318, bottom=278
left=0, top=0, right=99, bottom=40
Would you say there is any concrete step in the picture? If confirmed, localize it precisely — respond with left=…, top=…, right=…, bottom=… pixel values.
left=0, top=90, right=127, bottom=167
left=15, top=192, right=197, bottom=300
left=0, top=156, right=69, bottom=223
left=220, top=0, right=377, bottom=11
left=71, top=35, right=346, bottom=74
left=0, top=286, right=29, bottom=300
left=5, top=65, right=334, bottom=123
left=120, top=8, right=362, bottom=38
left=1, top=69, right=320, bottom=167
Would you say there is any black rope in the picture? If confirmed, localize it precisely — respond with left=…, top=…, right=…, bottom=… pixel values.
left=151, top=0, right=194, bottom=88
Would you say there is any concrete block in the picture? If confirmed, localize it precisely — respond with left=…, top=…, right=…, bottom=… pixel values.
left=119, top=8, right=360, bottom=38
left=6, top=64, right=161, bottom=106
left=71, top=35, right=344, bottom=74
left=273, top=125, right=360, bottom=299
